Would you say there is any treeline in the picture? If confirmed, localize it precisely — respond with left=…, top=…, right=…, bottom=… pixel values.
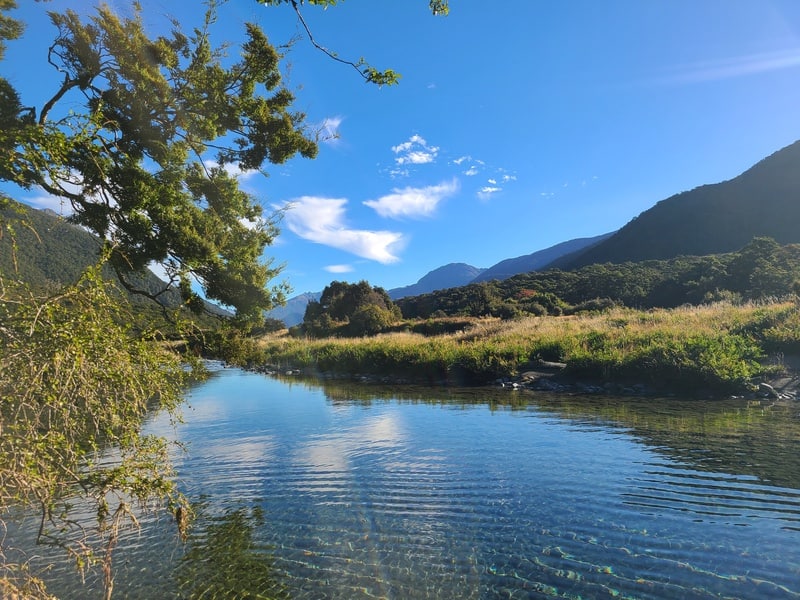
left=397, top=237, right=800, bottom=320
left=293, top=238, right=800, bottom=339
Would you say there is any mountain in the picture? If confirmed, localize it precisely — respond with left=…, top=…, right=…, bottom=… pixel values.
left=266, top=291, right=320, bottom=327
left=388, top=263, right=485, bottom=300
left=1, top=201, right=104, bottom=290
left=0, top=200, right=228, bottom=318
left=471, top=233, right=614, bottom=283
left=551, top=140, right=800, bottom=270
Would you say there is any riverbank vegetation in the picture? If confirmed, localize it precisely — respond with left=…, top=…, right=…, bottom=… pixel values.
left=232, top=300, right=800, bottom=395
left=220, top=237, right=800, bottom=396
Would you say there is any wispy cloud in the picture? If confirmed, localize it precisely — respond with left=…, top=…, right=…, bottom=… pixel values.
left=364, top=179, right=459, bottom=219
left=282, top=196, right=404, bottom=264
left=203, top=159, right=259, bottom=182
left=477, top=186, right=502, bottom=201
left=318, top=115, right=343, bottom=144
left=392, top=134, right=439, bottom=166
left=452, top=156, right=485, bottom=177
left=468, top=165, right=517, bottom=200
left=324, top=264, right=353, bottom=274
left=653, top=48, right=800, bottom=85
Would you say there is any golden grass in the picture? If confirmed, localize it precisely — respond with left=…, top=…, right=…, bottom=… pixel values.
left=243, top=301, right=800, bottom=391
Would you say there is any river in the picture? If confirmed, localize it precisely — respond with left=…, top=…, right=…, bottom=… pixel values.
left=12, top=363, right=800, bottom=599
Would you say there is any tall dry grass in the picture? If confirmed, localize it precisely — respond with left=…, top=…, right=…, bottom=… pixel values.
left=240, top=301, right=800, bottom=392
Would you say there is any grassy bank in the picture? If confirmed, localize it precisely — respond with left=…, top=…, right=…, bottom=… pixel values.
left=228, top=301, right=800, bottom=395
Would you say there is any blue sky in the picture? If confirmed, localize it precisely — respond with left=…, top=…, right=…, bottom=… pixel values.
left=5, top=1, right=800, bottom=296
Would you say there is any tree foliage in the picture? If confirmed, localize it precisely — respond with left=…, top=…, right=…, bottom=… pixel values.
left=302, top=279, right=400, bottom=337
left=0, top=1, right=318, bottom=326
left=257, top=0, right=449, bottom=85
left=0, top=266, right=191, bottom=599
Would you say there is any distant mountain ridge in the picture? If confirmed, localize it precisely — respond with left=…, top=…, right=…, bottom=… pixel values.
left=471, top=233, right=614, bottom=283
left=266, top=291, right=320, bottom=327
left=388, top=263, right=485, bottom=300
left=552, top=140, right=800, bottom=270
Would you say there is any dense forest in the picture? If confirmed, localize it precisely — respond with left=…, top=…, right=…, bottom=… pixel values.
left=396, top=237, right=800, bottom=320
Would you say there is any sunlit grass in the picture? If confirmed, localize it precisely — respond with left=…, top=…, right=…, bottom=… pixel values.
left=244, top=301, right=800, bottom=393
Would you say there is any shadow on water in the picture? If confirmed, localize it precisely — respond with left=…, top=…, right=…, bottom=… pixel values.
left=176, top=500, right=289, bottom=600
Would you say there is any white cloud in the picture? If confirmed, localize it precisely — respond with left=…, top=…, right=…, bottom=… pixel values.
left=325, top=264, right=354, bottom=274
left=282, top=196, right=404, bottom=264
left=203, top=159, right=259, bottom=182
left=502, top=174, right=517, bottom=183
left=653, top=48, right=800, bottom=85
left=319, top=116, right=343, bottom=144
left=477, top=186, right=502, bottom=201
left=464, top=166, right=479, bottom=176
left=389, top=167, right=410, bottom=179
left=488, top=178, right=497, bottom=185
left=364, top=179, right=459, bottom=219
left=400, top=151, right=436, bottom=165
left=391, top=134, right=439, bottom=166
left=452, top=155, right=470, bottom=165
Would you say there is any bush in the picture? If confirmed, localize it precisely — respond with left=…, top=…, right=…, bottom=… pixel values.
left=347, top=304, right=396, bottom=336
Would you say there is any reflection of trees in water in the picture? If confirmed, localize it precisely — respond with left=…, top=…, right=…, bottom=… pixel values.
left=289, top=375, right=800, bottom=490
left=514, top=394, right=800, bottom=490
left=176, top=503, right=289, bottom=600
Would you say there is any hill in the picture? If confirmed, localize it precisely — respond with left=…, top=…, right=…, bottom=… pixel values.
left=471, top=233, right=614, bottom=283
left=396, top=238, right=800, bottom=320
left=0, top=200, right=228, bottom=320
left=1, top=202, right=104, bottom=290
left=552, top=140, right=800, bottom=269
left=388, top=263, right=485, bottom=299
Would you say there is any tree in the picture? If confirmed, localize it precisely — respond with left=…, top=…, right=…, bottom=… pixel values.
left=302, top=280, right=400, bottom=336
left=0, top=1, right=317, bottom=327
left=0, top=1, right=448, bottom=596
left=0, top=267, right=190, bottom=600
left=257, top=0, right=448, bottom=85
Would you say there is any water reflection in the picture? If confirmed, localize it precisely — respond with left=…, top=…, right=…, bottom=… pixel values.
left=305, top=376, right=800, bottom=491
left=293, top=413, right=406, bottom=489
left=176, top=502, right=289, bottom=600
left=15, top=367, right=800, bottom=599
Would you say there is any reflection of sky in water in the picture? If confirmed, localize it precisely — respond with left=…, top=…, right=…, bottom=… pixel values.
left=294, top=412, right=406, bottom=478
left=118, top=368, right=800, bottom=600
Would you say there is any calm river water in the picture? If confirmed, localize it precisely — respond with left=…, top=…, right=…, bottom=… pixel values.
left=16, top=363, right=800, bottom=599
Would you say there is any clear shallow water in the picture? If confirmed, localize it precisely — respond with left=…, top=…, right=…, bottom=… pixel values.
left=16, top=365, right=800, bottom=599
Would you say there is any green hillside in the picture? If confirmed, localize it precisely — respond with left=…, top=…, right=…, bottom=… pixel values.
left=0, top=202, right=102, bottom=291
left=397, top=238, right=800, bottom=319
left=0, top=199, right=227, bottom=323
left=554, top=140, right=800, bottom=269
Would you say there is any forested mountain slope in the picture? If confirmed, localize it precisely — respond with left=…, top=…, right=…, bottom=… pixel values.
left=552, top=140, right=800, bottom=270
left=397, top=238, right=800, bottom=319
left=0, top=200, right=194, bottom=311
